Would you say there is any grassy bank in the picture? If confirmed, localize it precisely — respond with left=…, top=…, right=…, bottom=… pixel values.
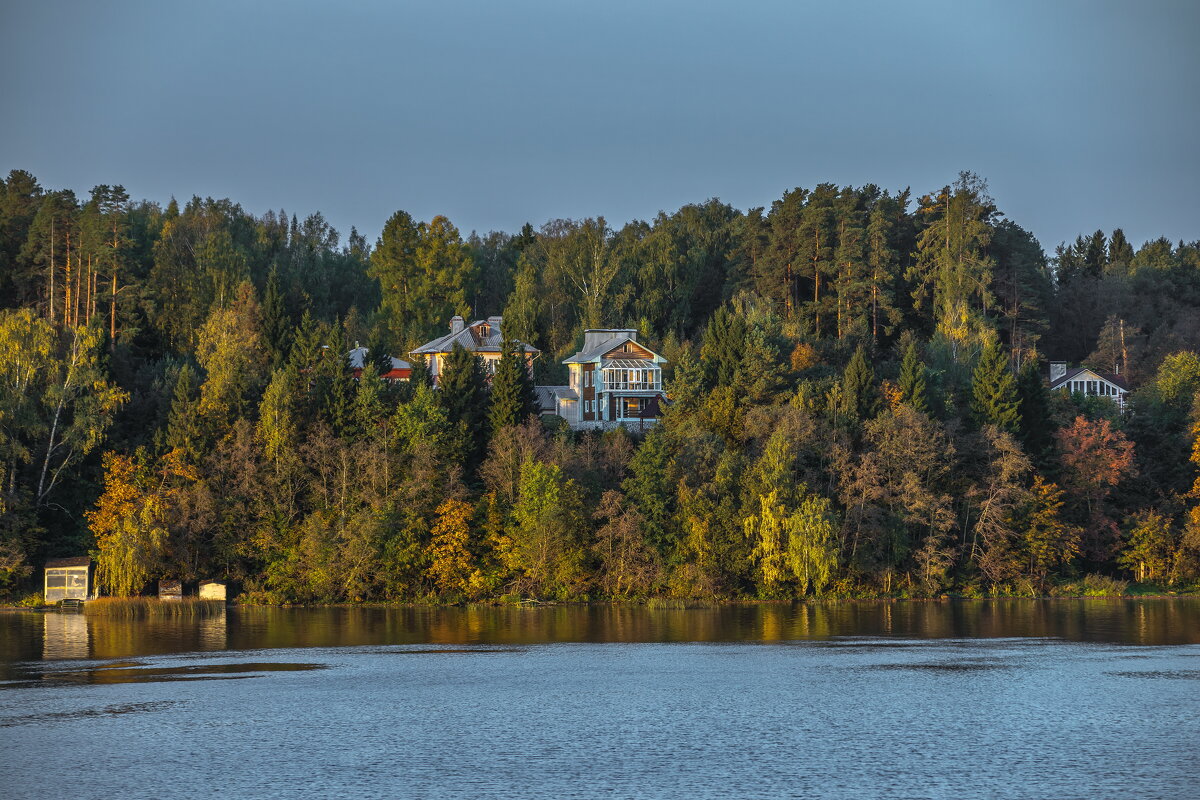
left=83, top=597, right=226, bottom=618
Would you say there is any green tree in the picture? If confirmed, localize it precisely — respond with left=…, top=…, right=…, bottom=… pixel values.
left=165, top=363, right=204, bottom=464
left=840, top=346, right=879, bottom=423
left=970, top=340, right=1020, bottom=432
left=1022, top=476, right=1081, bottom=586
left=1118, top=510, right=1175, bottom=583
left=438, top=342, right=488, bottom=467
left=898, top=336, right=929, bottom=414
left=488, top=340, right=536, bottom=431
left=506, top=460, right=587, bottom=598
left=909, top=172, right=997, bottom=357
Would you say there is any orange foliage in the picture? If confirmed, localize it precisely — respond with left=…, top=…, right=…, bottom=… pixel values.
left=789, top=342, right=820, bottom=372
left=881, top=379, right=904, bottom=411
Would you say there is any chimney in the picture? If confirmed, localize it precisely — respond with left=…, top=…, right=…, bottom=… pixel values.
left=487, top=316, right=503, bottom=339
left=1049, top=361, right=1067, bottom=383
left=449, top=316, right=464, bottom=334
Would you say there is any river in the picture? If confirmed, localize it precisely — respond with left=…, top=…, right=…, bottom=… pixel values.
left=2, top=600, right=1198, bottom=799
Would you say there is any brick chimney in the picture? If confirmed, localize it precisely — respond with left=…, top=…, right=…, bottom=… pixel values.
left=449, top=315, right=465, bottom=334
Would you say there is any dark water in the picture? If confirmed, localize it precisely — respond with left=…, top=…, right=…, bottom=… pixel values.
left=2, top=600, right=1199, bottom=799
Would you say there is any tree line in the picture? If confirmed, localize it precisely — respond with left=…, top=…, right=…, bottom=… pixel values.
left=2, top=168, right=1200, bottom=601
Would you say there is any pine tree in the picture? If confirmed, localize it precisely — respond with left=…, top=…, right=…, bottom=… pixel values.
left=898, top=336, right=929, bottom=414
left=489, top=340, right=536, bottom=431
left=970, top=341, right=1021, bottom=433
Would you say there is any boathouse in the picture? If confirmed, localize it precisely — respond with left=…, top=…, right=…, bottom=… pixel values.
left=44, top=557, right=94, bottom=603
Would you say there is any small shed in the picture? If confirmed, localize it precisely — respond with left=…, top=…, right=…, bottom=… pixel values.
left=199, top=580, right=229, bottom=601
left=158, top=579, right=183, bottom=601
left=44, top=557, right=94, bottom=603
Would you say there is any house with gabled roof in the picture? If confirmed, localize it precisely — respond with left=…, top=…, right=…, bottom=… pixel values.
left=1049, top=361, right=1130, bottom=408
left=410, top=315, right=539, bottom=385
left=549, top=328, right=668, bottom=429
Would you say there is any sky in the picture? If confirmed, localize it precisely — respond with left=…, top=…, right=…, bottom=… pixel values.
left=2, top=0, right=1198, bottom=254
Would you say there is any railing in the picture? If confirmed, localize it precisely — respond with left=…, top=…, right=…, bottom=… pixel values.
left=600, top=379, right=662, bottom=391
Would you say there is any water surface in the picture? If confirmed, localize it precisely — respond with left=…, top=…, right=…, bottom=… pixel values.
left=2, top=600, right=1197, bottom=799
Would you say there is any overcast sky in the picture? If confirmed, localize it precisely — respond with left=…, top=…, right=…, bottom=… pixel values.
left=2, top=0, right=1197, bottom=254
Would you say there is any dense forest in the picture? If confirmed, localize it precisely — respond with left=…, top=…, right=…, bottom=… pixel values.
left=2, top=168, right=1200, bottom=602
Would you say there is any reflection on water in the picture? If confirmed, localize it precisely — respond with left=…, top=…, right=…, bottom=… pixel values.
left=42, top=611, right=89, bottom=660
left=199, top=612, right=226, bottom=651
left=3, top=598, right=1200, bottom=665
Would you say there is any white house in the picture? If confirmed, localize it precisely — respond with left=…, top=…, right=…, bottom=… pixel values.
left=1049, top=361, right=1130, bottom=408
left=547, top=329, right=668, bottom=430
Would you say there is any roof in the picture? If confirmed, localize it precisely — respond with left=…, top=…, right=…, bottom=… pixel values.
left=534, top=385, right=577, bottom=413
left=45, top=556, right=91, bottom=568
left=347, top=346, right=411, bottom=372
left=601, top=358, right=658, bottom=370
left=411, top=321, right=539, bottom=356
left=1050, top=366, right=1129, bottom=391
left=564, top=337, right=666, bottom=365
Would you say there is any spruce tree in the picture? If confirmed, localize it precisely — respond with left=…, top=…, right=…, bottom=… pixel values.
left=898, top=337, right=929, bottom=414
left=261, top=268, right=292, bottom=368
left=166, top=363, right=204, bottom=463
left=970, top=341, right=1021, bottom=433
left=489, top=340, right=536, bottom=431
left=439, top=342, right=489, bottom=467
left=1016, top=357, right=1052, bottom=459
left=700, top=305, right=747, bottom=388
left=841, top=345, right=879, bottom=423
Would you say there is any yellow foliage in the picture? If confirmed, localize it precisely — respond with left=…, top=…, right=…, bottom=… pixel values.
left=88, top=450, right=195, bottom=597
left=427, top=498, right=486, bottom=598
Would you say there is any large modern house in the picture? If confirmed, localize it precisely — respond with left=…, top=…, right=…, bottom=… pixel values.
left=1049, top=361, right=1130, bottom=408
left=542, top=328, right=668, bottom=430
left=410, top=316, right=539, bottom=385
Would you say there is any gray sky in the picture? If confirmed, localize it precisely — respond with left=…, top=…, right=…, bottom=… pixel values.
left=2, top=0, right=1197, bottom=254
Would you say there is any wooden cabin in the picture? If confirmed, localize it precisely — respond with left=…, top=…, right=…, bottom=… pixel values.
left=44, top=556, right=94, bottom=603
left=158, top=579, right=183, bottom=601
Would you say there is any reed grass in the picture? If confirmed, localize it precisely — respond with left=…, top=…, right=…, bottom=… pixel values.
left=83, top=597, right=226, bottom=618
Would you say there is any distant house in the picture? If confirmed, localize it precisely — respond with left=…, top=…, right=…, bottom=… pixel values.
left=410, top=316, right=539, bottom=385
left=347, top=344, right=412, bottom=382
left=158, top=579, right=183, bottom=601
left=44, top=557, right=94, bottom=603
left=555, top=328, right=668, bottom=430
left=1049, top=361, right=1130, bottom=408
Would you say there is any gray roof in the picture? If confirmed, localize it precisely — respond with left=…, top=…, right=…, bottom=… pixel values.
left=564, top=336, right=666, bottom=365
left=534, top=385, right=576, bottom=413
left=347, top=346, right=411, bottom=372
left=411, top=320, right=539, bottom=356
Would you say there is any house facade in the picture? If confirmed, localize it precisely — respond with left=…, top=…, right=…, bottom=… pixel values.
left=549, top=328, right=668, bottom=430
left=1049, top=361, right=1130, bottom=408
left=410, top=316, right=538, bottom=385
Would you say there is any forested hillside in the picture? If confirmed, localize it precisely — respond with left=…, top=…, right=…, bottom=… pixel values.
left=2, top=168, right=1199, bottom=601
